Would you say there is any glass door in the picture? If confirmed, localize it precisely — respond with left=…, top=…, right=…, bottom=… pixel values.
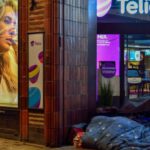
left=124, top=34, right=150, bottom=102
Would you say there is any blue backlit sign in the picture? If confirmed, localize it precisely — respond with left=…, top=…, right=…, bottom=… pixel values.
left=117, top=0, right=150, bottom=15
left=97, top=0, right=150, bottom=23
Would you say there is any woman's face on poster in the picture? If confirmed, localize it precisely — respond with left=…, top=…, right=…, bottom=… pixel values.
left=0, top=6, right=17, bottom=53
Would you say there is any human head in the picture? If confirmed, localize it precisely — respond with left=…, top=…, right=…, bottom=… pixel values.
left=0, top=0, right=18, bottom=54
left=140, top=52, right=145, bottom=61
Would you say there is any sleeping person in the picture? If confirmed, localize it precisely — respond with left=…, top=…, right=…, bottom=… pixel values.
left=81, top=116, right=150, bottom=150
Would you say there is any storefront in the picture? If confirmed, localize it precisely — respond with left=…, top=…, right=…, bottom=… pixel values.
left=0, top=0, right=97, bottom=146
left=97, top=0, right=150, bottom=107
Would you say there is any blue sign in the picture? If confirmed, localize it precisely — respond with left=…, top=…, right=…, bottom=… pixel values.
left=97, top=0, right=150, bottom=23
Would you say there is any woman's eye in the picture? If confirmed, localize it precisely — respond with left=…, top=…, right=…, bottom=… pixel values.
left=4, top=16, right=12, bottom=24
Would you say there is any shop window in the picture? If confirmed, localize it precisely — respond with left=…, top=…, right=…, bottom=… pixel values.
left=124, top=34, right=150, bottom=101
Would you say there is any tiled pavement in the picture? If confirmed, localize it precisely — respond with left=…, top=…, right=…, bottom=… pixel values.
left=0, top=138, right=93, bottom=150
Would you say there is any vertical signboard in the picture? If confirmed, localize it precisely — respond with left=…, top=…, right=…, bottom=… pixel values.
left=97, top=34, right=120, bottom=76
left=97, top=34, right=120, bottom=99
left=28, top=33, right=44, bottom=109
left=0, top=0, right=18, bottom=107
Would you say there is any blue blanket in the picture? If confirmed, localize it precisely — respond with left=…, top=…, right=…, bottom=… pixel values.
left=82, top=116, right=150, bottom=150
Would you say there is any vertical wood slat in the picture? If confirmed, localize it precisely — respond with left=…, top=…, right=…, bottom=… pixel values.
left=44, top=0, right=64, bottom=146
left=63, top=0, right=89, bottom=143
left=19, top=0, right=29, bottom=141
left=28, top=0, right=45, bottom=32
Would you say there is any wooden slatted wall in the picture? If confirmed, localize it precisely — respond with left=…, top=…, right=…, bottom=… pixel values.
left=28, top=0, right=46, bottom=144
left=28, top=0, right=45, bottom=32
left=28, top=0, right=63, bottom=146
left=63, top=0, right=89, bottom=142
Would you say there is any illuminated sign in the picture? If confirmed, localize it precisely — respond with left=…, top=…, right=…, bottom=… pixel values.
left=117, top=0, right=150, bottom=14
left=97, top=34, right=120, bottom=76
left=97, top=0, right=150, bottom=17
left=97, top=0, right=112, bottom=17
left=28, top=33, right=44, bottom=109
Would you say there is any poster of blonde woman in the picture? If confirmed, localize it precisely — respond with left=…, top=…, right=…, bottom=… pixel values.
left=0, top=0, right=18, bottom=107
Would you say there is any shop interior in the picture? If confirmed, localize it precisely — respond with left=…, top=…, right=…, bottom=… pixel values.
left=124, top=34, right=150, bottom=101
left=97, top=34, right=150, bottom=108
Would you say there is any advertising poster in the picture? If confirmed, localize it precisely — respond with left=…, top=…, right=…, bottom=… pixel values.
left=0, top=0, right=18, bottom=107
left=28, top=33, right=44, bottom=109
left=97, top=34, right=120, bottom=76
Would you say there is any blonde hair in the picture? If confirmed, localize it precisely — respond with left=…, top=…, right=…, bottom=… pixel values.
left=0, top=0, right=18, bottom=93
left=0, top=0, right=17, bottom=19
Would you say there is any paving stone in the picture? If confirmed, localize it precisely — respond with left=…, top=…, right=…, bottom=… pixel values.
left=0, top=138, right=93, bottom=150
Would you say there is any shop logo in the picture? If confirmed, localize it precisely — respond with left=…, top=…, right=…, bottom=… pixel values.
left=97, top=34, right=107, bottom=39
left=97, top=0, right=112, bottom=17
left=97, top=0, right=150, bottom=17
left=31, top=41, right=42, bottom=46
left=100, top=61, right=116, bottom=78
left=31, top=41, right=35, bottom=46
left=117, top=0, right=150, bottom=14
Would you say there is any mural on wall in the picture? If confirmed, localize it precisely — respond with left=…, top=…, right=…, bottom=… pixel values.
left=28, top=33, right=44, bottom=109
left=0, top=0, right=18, bottom=107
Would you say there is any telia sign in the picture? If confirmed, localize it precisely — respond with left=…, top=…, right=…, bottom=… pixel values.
left=118, top=0, right=150, bottom=14
left=97, top=0, right=150, bottom=17
left=97, top=0, right=112, bottom=17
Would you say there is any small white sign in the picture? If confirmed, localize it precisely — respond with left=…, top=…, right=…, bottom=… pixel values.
left=128, top=77, right=142, bottom=84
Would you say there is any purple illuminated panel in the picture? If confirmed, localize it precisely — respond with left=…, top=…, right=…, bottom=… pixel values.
left=97, top=34, right=120, bottom=76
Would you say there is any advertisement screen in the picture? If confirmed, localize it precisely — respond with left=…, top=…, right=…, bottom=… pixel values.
left=28, top=33, right=44, bottom=109
left=0, top=0, right=18, bottom=107
left=97, top=34, right=120, bottom=76
left=129, top=50, right=141, bottom=61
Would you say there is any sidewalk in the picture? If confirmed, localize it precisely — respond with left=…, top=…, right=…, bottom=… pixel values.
left=0, top=138, right=92, bottom=150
